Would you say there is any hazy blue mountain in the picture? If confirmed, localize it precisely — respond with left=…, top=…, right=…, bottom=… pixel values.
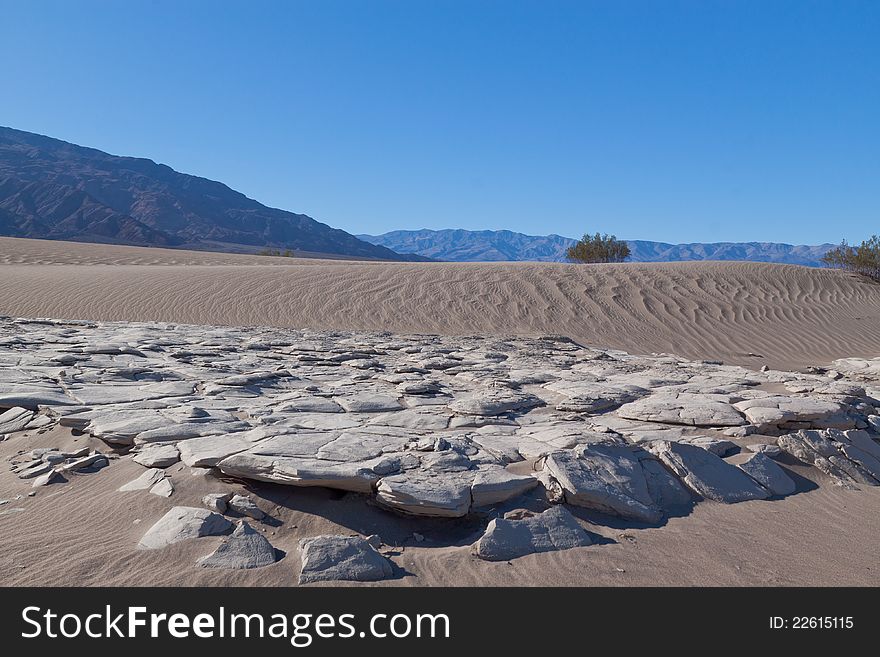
left=358, top=229, right=574, bottom=262
left=626, top=240, right=834, bottom=265
left=0, top=126, right=424, bottom=260
left=360, top=229, right=834, bottom=266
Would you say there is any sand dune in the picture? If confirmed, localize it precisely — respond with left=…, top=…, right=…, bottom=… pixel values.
left=1, top=237, right=878, bottom=370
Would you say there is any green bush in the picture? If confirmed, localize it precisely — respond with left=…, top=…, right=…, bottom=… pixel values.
left=822, top=235, right=880, bottom=281
left=566, top=232, right=631, bottom=263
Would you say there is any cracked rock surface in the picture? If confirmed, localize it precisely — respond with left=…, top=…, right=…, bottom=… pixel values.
left=1, top=316, right=879, bottom=570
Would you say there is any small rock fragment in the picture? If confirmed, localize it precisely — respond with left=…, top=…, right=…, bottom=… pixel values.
left=119, top=468, right=166, bottom=492
left=737, top=452, right=796, bottom=496
left=198, top=521, right=277, bottom=569
left=32, top=469, right=63, bottom=488
left=746, top=443, right=782, bottom=458
left=475, top=506, right=592, bottom=561
left=203, top=492, right=232, bottom=513
left=228, top=494, right=265, bottom=520
left=150, top=477, right=175, bottom=497
left=298, top=535, right=394, bottom=583
left=138, top=507, right=232, bottom=549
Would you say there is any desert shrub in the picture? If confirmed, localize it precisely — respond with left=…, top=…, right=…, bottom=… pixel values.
left=822, top=235, right=880, bottom=281
left=566, top=232, right=631, bottom=263
left=257, top=248, right=296, bottom=257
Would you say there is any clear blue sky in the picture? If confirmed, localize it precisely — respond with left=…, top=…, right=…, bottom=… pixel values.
left=2, top=0, right=877, bottom=244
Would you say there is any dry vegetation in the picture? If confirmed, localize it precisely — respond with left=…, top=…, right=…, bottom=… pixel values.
left=822, top=235, right=880, bottom=281
left=566, top=233, right=631, bottom=263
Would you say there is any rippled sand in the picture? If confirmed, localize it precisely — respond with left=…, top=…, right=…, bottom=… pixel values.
left=2, top=237, right=879, bottom=370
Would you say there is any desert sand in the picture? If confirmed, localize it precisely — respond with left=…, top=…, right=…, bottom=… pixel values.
left=1, top=236, right=879, bottom=587
left=2, top=237, right=879, bottom=370
left=2, top=423, right=879, bottom=587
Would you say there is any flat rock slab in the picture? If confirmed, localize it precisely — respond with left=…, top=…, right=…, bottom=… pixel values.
left=119, top=468, right=166, bottom=491
left=218, top=453, right=381, bottom=493
left=336, top=393, right=403, bottom=413
left=67, top=381, right=195, bottom=405
left=778, top=429, right=880, bottom=486
left=543, top=444, right=689, bottom=523
left=366, top=409, right=450, bottom=431
left=618, top=393, right=745, bottom=427
left=648, top=440, right=770, bottom=503
left=241, top=432, right=336, bottom=458
left=397, top=381, right=442, bottom=395
left=738, top=453, right=796, bottom=496
left=178, top=433, right=253, bottom=467
left=299, top=535, right=394, bottom=584
left=376, top=472, right=474, bottom=517
left=132, top=444, right=180, bottom=468
left=734, top=396, right=846, bottom=430
left=277, top=396, right=343, bottom=413
left=316, top=432, right=410, bottom=462
left=0, top=386, right=77, bottom=410
left=268, top=413, right=362, bottom=431
left=680, top=436, right=738, bottom=457
left=449, top=389, right=544, bottom=416
left=832, top=356, right=880, bottom=380
left=134, top=420, right=250, bottom=445
left=199, top=521, right=277, bottom=569
left=842, top=430, right=880, bottom=460
left=835, top=430, right=880, bottom=478
left=637, top=453, right=695, bottom=509
left=0, top=406, right=34, bottom=434
left=60, top=452, right=108, bottom=473
left=88, top=412, right=177, bottom=445
left=17, top=461, right=53, bottom=479
left=471, top=468, right=538, bottom=507
left=138, top=506, right=232, bottom=549
left=475, top=506, right=592, bottom=561
left=544, top=381, right=645, bottom=414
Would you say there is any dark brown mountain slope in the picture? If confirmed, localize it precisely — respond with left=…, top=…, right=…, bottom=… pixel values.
left=0, top=127, right=418, bottom=260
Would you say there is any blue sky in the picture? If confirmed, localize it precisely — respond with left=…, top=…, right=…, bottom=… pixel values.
left=2, top=0, right=877, bottom=243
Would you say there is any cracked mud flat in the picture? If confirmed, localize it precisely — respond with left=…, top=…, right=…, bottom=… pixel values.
left=1, top=316, right=879, bottom=586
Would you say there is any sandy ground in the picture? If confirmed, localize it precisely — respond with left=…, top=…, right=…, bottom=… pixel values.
left=2, top=237, right=880, bottom=371
left=1, top=425, right=878, bottom=587
left=1, top=236, right=879, bottom=587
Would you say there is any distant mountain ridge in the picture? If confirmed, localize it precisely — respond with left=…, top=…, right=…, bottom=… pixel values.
left=360, top=229, right=835, bottom=266
left=0, top=127, right=837, bottom=266
left=0, top=126, right=423, bottom=260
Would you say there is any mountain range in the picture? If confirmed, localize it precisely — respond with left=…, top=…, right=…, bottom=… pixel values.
left=1, top=127, right=837, bottom=266
left=359, top=229, right=835, bottom=266
left=0, top=126, right=420, bottom=260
